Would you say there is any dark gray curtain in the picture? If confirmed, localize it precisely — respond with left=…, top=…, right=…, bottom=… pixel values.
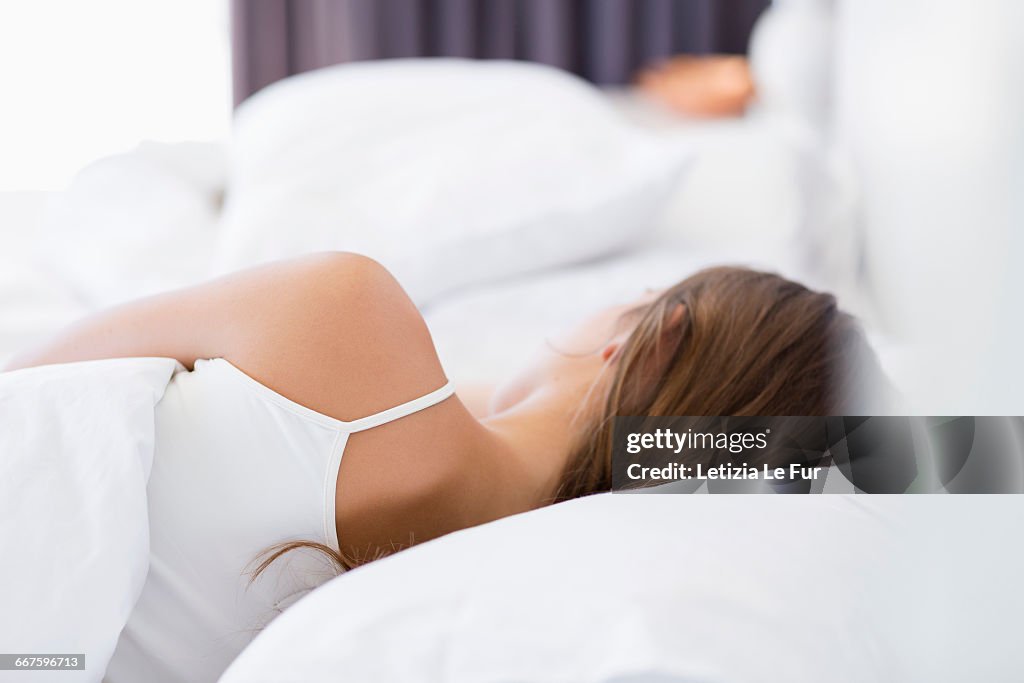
left=232, top=0, right=770, bottom=106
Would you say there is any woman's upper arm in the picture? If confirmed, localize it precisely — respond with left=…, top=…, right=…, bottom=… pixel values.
left=4, top=252, right=445, bottom=420
left=6, top=253, right=359, bottom=371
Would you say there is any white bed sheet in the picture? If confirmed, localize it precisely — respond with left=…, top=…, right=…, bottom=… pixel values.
left=222, top=493, right=1024, bottom=683
left=424, top=243, right=799, bottom=387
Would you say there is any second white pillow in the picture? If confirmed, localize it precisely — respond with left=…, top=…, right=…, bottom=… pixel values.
left=216, top=59, right=691, bottom=305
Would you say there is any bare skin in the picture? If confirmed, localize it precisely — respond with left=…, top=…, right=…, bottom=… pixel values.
left=637, top=55, right=755, bottom=117
left=4, top=252, right=645, bottom=562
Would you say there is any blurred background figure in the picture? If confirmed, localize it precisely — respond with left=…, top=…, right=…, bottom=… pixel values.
left=637, top=55, right=756, bottom=117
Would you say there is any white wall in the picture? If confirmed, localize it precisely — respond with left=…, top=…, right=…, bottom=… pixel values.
left=0, top=0, right=230, bottom=191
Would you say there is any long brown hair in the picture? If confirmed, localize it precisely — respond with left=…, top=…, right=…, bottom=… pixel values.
left=251, top=266, right=888, bottom=578
left=553, top=266, right=888, bottom=502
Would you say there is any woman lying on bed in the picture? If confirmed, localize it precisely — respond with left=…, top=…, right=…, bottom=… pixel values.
left=5, top=252, right=883, bottom=681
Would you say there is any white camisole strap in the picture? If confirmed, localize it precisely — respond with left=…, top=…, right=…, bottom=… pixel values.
left=344, top=381, right=456, bottom=433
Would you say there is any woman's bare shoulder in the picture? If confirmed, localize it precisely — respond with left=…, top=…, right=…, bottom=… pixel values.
left=225, top=252, right=449, bottom=424
left=287, top=255, right=483, bottom=561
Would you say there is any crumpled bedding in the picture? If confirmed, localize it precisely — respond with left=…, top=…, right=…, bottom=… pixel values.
left=0, top=357, right=180, bottom=683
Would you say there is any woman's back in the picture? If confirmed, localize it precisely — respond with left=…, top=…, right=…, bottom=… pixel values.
left=106, top=357, right=455, bottom=682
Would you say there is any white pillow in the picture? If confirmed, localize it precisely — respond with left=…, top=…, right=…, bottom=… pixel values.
left=0, top=358, right=180, bottom=682
left=222, top=494, right=919, bottom=683
left=216, top=59, right=690, bottom=306
left=38, top=141, right=226, bottom=308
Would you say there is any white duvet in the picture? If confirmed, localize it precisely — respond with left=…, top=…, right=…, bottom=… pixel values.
left=0, top=358, right=179, bottom=683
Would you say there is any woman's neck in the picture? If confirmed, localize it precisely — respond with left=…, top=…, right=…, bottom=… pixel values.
left=467, top=363, right=603, bottom=519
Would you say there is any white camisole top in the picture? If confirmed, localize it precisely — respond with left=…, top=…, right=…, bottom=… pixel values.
left=105, top=358, right=455, bottom=683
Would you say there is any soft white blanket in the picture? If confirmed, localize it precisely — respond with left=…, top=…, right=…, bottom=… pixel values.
left=0, top=358, right=180, bottom=683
